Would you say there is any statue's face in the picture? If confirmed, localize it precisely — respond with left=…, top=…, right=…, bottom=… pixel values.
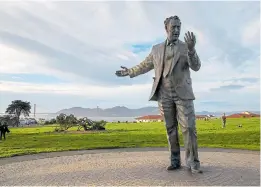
left=166, top=19, right=181, bottom=42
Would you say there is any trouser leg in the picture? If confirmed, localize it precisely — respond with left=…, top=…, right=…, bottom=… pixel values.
left=222, top=121, right=226, bottom=128
left=158, top=98, right=180, bottom=166
left=175, top=99, right=200, bottom=170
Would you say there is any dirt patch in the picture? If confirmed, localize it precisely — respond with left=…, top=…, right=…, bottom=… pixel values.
left=46, top=130, right=107, bottom=134
left=66, top=130, right=106, bottom=134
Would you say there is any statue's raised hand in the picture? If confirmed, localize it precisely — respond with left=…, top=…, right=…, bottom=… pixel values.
left=115, top=66, right=129, bottom=77
left=184, top=31, right=196, bottom=52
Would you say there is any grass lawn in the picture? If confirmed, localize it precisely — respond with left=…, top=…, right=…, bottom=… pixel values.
left=0, top=117, right=259, bottom=158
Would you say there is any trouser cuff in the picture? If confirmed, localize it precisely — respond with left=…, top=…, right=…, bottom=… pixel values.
left=170, top=151, right=181, bottom=166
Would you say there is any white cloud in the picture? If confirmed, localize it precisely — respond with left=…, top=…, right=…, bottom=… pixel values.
left=1, top=77, right=259, bottom=113
left=241, top=19, right=260, bottom=47
left=0, top=80, right=152, bottom=99
left=0, top=44, right=41, bottom=74
left=0, top=44, right=85, bottom=83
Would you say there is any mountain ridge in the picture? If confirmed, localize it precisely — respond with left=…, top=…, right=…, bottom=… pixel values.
left=56, top=106, right=260, bottom=117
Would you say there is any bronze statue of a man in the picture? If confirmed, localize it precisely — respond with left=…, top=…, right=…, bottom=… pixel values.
left=115, top=16, right=202, bottom=173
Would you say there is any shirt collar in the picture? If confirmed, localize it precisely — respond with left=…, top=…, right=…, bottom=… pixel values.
left=167, top=39, right=179, bottom=46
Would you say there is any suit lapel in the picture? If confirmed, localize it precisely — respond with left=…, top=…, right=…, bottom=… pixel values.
left=159, top=40, right=167, bottom=70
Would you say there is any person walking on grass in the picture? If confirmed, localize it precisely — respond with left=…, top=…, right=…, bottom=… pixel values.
left=222, top=113, right=226, bottom=128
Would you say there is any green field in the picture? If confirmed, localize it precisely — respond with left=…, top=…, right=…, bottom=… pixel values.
left=0, top=118, right=260, bottom=158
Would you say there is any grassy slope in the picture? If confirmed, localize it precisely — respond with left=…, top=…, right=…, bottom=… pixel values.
left=0, top=118, right=259, bottom=158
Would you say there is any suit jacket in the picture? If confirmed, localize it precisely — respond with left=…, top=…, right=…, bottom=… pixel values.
left=128, top=39, right=201, bottom=101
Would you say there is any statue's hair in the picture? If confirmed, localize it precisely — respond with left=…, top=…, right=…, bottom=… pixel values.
left=164, top=16, right=181, bottom=29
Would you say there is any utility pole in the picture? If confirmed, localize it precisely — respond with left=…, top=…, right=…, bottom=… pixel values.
left=34, top=104, right=36, bottom=118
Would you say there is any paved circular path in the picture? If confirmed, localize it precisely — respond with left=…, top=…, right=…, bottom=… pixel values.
left=0, top=148, right=260, bottom=186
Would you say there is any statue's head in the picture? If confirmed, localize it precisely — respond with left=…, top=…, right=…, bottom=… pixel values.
left=164, top=16, right=181, bottom=42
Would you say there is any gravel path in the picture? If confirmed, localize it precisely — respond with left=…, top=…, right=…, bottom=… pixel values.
left=0, top=148, right=259, bottom=186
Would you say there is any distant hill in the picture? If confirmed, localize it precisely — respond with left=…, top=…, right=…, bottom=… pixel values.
left=56, top=106, right=159, bottom=117
left=56, top=106, right=260, bottom=118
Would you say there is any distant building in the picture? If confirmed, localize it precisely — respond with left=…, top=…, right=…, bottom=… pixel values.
left=227, top=111, right=260, bottom=118
left=196, top=115, right=208, bottom=120
left=19, top=118, right=38, bottom=126
left=136, top=114, right=218, bottom=122
left=135, top=115, right=163, bottom=123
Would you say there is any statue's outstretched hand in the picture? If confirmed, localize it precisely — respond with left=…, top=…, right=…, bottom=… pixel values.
left=115, top=66, right=129, bottom=77
left=184, top=31, right=196, bottom=52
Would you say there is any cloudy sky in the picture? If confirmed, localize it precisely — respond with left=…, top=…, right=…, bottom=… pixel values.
left=0, top=1, right=260, bottom=113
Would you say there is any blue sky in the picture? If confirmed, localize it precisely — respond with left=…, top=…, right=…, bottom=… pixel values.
left=0, top=1, right=260, bottom=113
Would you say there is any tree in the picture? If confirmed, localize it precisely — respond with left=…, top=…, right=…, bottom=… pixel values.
left=0, top=115, right=18, bottom=127
left=55, top=113, right=106, bottom=132
left=5, top=100, right=31, bottom=127
left=92, top=120, right=106, bottom=130
left=56, top=113, right=77, bottom=131
left=77, top=117, right=92, bottom=131
left=78, top=118, right=106, bottom=131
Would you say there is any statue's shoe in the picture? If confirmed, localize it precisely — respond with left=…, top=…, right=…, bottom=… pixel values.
left=191, top=168, right=203, bottom=174
left=167, top=164, right=181, bottom=170
left=184, top=165, right=203, bottom=174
